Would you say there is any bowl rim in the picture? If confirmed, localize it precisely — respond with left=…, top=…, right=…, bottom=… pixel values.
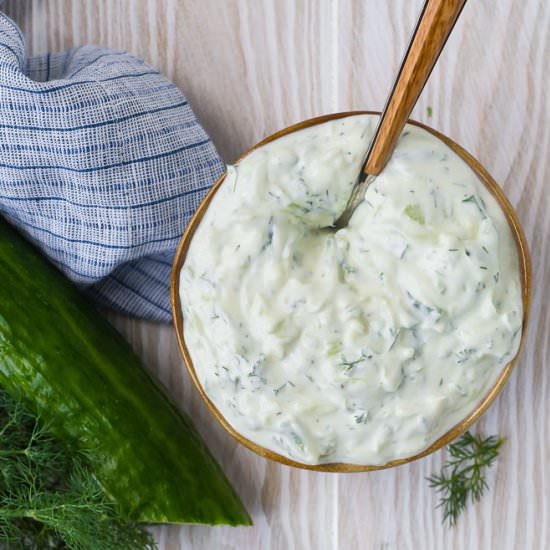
left=171, top=110, right=532, bottom=472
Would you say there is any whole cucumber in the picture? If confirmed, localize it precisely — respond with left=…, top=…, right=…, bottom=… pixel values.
left=0, top=218, right=251, bottom=526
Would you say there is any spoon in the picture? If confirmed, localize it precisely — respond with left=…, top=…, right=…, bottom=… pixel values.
left=332, top=0, right=467, bottom=229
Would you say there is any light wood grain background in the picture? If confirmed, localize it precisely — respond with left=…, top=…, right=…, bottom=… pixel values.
left=4, top=1, right=549, bottom=548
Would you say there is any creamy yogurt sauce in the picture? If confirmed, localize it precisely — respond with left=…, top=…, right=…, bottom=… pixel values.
left=180, top=115, right=522, bottom=466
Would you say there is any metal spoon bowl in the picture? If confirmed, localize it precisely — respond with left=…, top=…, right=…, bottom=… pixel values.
left=332, top=0, right=467, bottom=230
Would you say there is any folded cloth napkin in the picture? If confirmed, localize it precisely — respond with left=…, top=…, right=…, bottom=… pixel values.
left=0, top=13, right=224, bottom=322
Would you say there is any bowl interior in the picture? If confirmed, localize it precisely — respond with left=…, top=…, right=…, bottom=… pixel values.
left=171, top=111, right=532, bottom=472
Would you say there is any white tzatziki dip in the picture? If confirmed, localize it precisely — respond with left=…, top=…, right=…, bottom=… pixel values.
left=180, top=115, right=523, bottom=466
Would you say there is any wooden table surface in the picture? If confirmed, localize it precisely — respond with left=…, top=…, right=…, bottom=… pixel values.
left=5, top=1, right=549, bottom=549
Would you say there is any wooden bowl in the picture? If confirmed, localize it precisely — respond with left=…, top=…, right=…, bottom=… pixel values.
left=171, top=111, right=532, bottom=472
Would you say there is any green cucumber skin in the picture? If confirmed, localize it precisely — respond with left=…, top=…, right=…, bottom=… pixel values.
left=0, top=219, right=251, bottom=526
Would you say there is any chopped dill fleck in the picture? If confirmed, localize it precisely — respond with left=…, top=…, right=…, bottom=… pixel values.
left=389, top=329, right=401, bottom=350
left=199, top=272, right=216, bottom=287
left=462, top=195, right=486, bottom=218
left=341, top=262, right=357, bottom=274
left=455, top=348, right=477, bottom=364
left=430, top=188, right=438, bottom=208
left=427, top=106, right=433, bottom=118
left=340, top=353, right=367, bottom=372
left=248, top=358, right=264, bottom=378
left=261, top=216, right=274, bottom=251
left=406, top=290, right=435, bottom=316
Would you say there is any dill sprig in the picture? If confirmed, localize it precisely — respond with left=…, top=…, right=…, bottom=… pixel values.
left=427, top=431, right=503, bottom=527
left=0, top=388, right=157, bottom=549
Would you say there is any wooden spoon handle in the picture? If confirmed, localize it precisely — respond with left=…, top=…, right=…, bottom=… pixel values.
left=364, top=0, right=466, bottom=176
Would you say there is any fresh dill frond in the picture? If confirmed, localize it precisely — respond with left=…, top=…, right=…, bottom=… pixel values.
left=0, top=388, right=157, bottom=549
left=427, top=431, right=502, bottom=527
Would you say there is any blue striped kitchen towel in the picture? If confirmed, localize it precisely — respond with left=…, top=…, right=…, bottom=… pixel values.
left=0, top=13, right=224, bottom=322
